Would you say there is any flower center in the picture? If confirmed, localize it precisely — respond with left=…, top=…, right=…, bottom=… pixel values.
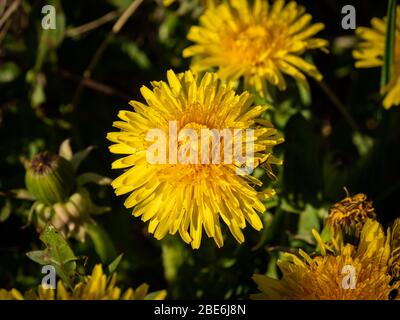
left=177, top=122, right=208, bottom=156
left=225, top=23, right=289, bottom=66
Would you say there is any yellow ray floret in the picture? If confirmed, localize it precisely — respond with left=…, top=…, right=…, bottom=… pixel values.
left=183, top=0, right=328, bottom=97
left=107, top=70, right=283, bottom=249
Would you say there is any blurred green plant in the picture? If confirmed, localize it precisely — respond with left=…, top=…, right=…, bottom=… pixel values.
left=1, top=139, right=115, bottom=263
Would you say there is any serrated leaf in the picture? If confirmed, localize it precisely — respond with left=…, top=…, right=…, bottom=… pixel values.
left=26, top=224, right=77, bottom=288
left=26, top=250, right=50, bottom=265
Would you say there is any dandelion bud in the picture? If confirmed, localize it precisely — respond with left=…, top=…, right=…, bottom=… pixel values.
left=25, top=152, right=74, bottom=205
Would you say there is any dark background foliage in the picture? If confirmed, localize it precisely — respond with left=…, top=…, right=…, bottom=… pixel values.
left=0, top=0, right=399, bottom=299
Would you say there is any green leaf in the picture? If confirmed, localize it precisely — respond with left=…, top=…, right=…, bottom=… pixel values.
left=26, top=224, right=77, bottom=288
left=26, top=250, right=49, bottom=265
left=273, top=99, right=298, bottom=129
left=161, top=237, right=187, bottom=284
left=0, top=199, right=11, bottom=222
left=85, top=222, right=117, bottom=264
left=121, top=41, right=151, bottom=70
left=107, top=253, right=124, bottom=274
left=320, top=224, right=333, bottom=243
left=0, top=62, right=20, bottom=83
left=352, top=132, right=374, bottom=156
left=381, top=0, right=397, bottom=88
left=159, top=13, right=179, bottom=44
left=297, top=80, right=312, bottom=107
left=34, top=0, right=65, bottom=73
left=31, top=82, right=46, bottom=108
left=297, top=204, right=323, bottom=239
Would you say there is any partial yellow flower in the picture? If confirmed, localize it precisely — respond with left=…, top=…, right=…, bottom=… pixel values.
left=325, top=191, right=376, bottom=238
left=353, top=6, right=400, bottom=109
left=107, top=70, right=283, bottom=249
left=0, top=264, right=166, bottom=300
left=390, top=218, right=400, bottom=279
left=252, top=219, right=399, bottom=300
left=183, top=0, right=328, bottom=97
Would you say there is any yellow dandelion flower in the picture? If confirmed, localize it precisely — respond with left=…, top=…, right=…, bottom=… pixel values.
left=183, top=0, right=328, bottom=97
left=252, top=219, right=399, bottom=300
left=353, top=6, right=400, bottom=109
left=325, top=191, right=376, bottom=238
left=0, top=264, right=166, bottom=300
left=107, top=70, right=283, bottom=249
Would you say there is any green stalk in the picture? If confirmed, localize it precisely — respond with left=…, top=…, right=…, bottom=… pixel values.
left=381, top=0, right=397, bottom=88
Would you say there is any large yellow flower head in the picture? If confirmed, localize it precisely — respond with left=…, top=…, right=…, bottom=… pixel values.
left=183, top=0, right=328, bottom=97
left=0, top=264, right=166, bottom=300
left=353, top=6, right=400, bottom=109
left=252, top=220, right=400, bottom=300
left=107, top=70, right=283, bottom=249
